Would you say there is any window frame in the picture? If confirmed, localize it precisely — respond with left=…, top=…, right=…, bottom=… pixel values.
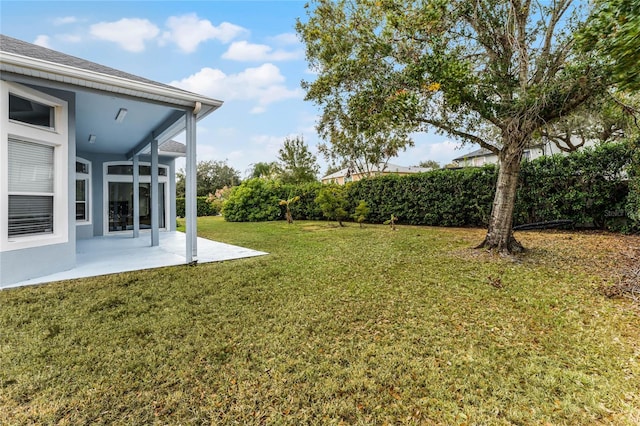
left=75, top=157, right=92, bottom=225
left=1, top=81, right=68, bottom=252
left=102, top=161, right=170, bottom=235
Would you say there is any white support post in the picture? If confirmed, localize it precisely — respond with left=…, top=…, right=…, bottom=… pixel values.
left=151, top=138, right=159, bottom=247
left=185, top=110, right=197, bottom=263
left=133, top=155, right=140, bottom=238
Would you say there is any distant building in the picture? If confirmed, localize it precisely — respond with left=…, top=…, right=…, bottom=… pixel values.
left=321, top=163, right=432, bottom=185
left=452, top=139, right=596, bottom=168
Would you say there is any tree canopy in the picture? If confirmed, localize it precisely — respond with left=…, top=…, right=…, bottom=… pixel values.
left=417, top=160, right=440, bottom=169
left=536, top=92, right=640, bottom=152
left=580, top=0, right=640, bottom=91
left=176, top=160, right=241, bottom=197
left=298, top=0, right=607, bottom=253
left=247, top=161, right=282, bottom=180
left=277, top=136, right=320, bottom=184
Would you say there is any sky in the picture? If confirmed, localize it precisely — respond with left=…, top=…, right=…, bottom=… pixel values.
left=0, top=0, right=468, bottom=177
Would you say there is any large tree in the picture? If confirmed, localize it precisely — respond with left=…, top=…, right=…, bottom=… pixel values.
left=297, top=0, right=607, bottom=253
left=176, top=160, right=241, bottom=197
left=317, top=120, right=413, bottom=177
left=247, top=161, right=282, bottom=180
left=277, top=136, right=320, bottom=184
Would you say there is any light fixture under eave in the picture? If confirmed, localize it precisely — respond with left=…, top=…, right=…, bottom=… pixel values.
left=88, top=134, right=96, bottom=144
left=115, top=108, right=128, bottom=123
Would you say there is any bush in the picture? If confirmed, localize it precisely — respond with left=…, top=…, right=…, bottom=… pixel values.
left=222, top=178, right=283, bottom=222
left=346, top=166, right=496, bottom=227
left=176, top=197, right=221, bottom=218
left=516, top=141, right=633, bottom=231
left=316, top=185, right=349, bottom=226
left=625, top=137, right=640, bottom=232
left=286, top=182, right=325, bottom=221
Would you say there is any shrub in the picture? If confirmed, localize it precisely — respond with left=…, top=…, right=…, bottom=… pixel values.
left=352, top=200, right=370, bottom=227
left=286, top=182, right=325, bottom=221
left=315, top=185, right=349, bottom=226
left=516, top=141, right=632, bottom=230
left=222, top=178, right=283, bottom=222
left=625, top=137, right=640, bottom=232
left=176, top=196, right=220, bottom=218
left=346, top=166, right=496, bottom=227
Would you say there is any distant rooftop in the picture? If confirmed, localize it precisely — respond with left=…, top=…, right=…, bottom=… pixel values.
left=322, top=163, right=432, bottom=180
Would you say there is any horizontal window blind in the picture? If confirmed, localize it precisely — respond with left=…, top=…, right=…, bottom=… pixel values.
left=8, top=138, right=55, bottom=237
left=8, top=195, right=54, bottom=237
left=8, top=138, right=54, bottom=193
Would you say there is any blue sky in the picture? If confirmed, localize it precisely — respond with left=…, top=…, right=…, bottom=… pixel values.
left=1, top=0, right=464, bottom=176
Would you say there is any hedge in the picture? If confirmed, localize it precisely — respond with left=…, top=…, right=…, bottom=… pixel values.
left=515, top=141, right=633, bottom=230
left=627, top=137, right=640, bottom=230
left=176, top=197, right=221, bottom=218
left=220, top=141, right=637, bottom=232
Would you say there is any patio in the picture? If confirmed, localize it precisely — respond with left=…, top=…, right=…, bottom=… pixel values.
left=5, top=232, right=267, bottom=289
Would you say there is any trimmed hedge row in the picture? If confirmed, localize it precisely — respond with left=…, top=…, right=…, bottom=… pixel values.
left=515, top=141, right=633, bottom=230
left=221, top=141, right=637, bottom=231
left=347, top=166, right=497, bottom=226
left=176, top=197, right=221, bottom=218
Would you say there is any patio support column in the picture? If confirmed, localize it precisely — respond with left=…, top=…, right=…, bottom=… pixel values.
left=185, top=109, right=197, bottom=263
left=151, top=138, right=159, bottom=247
left=132, top=155, right=140, bottom=238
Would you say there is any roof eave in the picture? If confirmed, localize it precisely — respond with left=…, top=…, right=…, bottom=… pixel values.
left=0, top=51, right=224, bottom=111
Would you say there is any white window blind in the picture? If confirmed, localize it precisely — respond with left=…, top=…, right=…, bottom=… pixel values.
left=8, top=138, right=55, bottom=237
left=9, top=139, right=54, bottom=193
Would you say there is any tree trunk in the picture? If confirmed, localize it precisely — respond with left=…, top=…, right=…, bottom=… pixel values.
left=477, top=138, right=526, bottom=254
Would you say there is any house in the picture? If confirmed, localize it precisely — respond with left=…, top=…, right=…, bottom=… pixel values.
left=0, top=34, right=233, bottom=287
left=321, top=163, right=432, bottom=185
left=452, top=139, right=597, bottom=167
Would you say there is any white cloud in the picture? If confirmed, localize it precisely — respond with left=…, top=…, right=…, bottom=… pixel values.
left=269, top=33, right=300, bottom=45
left=222, top=40, right=303, bottom=62
left=251, top=134, right=283, bottom=146
left=161, top=14, right=248, bottom=53
left=53, top=16, right=78, bottom=26
left=59, top=34, right=82, bottom=43
left=90, top=18, right=159, bottom=52
left=33, top=35, right=51, bottom=49
left=169, top=63, right=303, bottom=113
left=395, top=138, right=462, bottom=166
left=427, top=140, right=461, bottom=161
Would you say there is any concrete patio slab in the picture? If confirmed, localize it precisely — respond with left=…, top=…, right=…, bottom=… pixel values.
left=5, top=232, right=267, bottom=289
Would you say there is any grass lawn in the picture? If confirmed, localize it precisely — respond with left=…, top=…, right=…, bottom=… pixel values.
left=1, top=217, right=639, bottom=425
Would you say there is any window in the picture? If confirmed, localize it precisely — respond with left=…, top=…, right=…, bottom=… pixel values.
left=107, top=165, right=167, bottom=176
left=103, top=162, right=169, bottom=234
left=1, top=81, right=68, bottom=252
left=9, top=93, right=55, bottom=129
left=8, top=139, right=54, bottom=237
left=76, top=158, right=91, bottom=223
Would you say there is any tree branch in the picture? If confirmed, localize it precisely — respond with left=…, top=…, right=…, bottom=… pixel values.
left=533, top=0, right=573, bottom=84
left=420, top=118, right=499, bottom=154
